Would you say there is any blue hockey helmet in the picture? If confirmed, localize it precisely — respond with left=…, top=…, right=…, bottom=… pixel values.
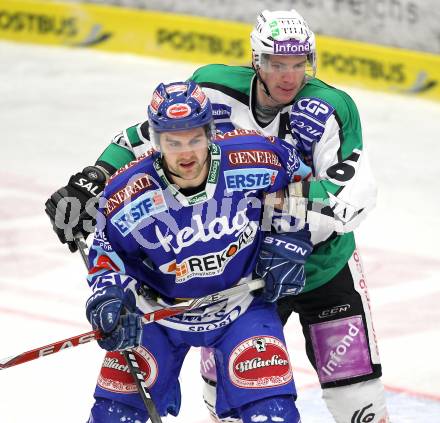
left=148, top=81, right=214, bottom=150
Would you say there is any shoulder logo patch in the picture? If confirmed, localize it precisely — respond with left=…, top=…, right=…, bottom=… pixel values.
left=294, top=97, right=334, bottom=123
left=224, top=168, right=277, bottom=192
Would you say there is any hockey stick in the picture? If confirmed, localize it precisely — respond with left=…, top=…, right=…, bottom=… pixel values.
left=74, top=236, right=163, bottom=423
left=0, top=278, right=264, bottom=371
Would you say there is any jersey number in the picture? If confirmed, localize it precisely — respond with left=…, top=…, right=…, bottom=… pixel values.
left=326, top=151, right=360, bottom=183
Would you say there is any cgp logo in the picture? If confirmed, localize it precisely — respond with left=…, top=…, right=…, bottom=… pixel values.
left=296, top=97, right=334, bottom=122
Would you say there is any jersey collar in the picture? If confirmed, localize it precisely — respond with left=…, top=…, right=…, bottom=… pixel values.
left=153, top=143, right=221, bottom=206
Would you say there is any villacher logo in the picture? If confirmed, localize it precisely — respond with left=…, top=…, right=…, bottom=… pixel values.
left=98, top=347, right=158, bottom=393
left=229, top=336, right=292, bottom=388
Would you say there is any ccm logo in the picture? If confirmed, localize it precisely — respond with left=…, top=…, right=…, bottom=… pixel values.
left=297, top=98, right=329, bottom=116
left=318, top=304, right=351, bottom=319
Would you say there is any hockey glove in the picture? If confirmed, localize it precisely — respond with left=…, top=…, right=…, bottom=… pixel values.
left=86, top=285, right=143, bottom=352
left=256, top=232, right=313, bottom=302
left=45, top=166, right=107, bottom=252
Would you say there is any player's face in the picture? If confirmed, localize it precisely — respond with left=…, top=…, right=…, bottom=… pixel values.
left=258, top=55, right=307, bottom=106
left=160, top=127, right=210, bottom=186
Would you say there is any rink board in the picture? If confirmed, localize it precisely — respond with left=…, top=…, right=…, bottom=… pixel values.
left=1, top=0, right=440, bottom=101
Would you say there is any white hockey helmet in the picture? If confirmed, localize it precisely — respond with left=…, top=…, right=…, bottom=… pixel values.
left=251, top=9, right=316, bottom=78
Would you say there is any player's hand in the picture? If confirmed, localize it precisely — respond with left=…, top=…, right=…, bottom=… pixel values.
left=86, top=285, right=143, bottom=351
left=256, top=232, right=313, bottom=302
left=45, top=166, right=107, bottom=252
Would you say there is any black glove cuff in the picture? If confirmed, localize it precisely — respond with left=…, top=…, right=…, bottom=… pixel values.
left=68, top=166, right=107, bottom=199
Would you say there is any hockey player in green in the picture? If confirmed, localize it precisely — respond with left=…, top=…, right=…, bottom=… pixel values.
left=45, top=9, right=389, bottom=423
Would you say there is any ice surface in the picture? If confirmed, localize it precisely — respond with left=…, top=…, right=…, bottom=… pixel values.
left=0, top=41, right=439, bottom=422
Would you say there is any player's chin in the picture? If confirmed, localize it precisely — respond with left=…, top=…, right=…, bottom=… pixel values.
left=274, top=87, right=297, bottom=103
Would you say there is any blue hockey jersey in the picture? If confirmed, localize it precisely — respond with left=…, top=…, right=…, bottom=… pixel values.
left=87, top=131, right=309, bottom=305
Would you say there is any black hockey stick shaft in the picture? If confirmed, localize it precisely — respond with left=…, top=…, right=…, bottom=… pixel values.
left=75, top=237, right=163, bottom=423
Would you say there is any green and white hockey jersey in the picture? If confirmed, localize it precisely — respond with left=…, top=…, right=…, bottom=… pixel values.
left=96, top=65, right=376, bottom=293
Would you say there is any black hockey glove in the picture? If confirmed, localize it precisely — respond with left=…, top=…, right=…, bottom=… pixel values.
left=45, top=166, right=107, bottom=252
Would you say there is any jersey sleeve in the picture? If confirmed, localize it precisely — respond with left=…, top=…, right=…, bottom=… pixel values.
left=95, top=122, right=153, bottom=175
left=96, top=140, right=136, bottom=175
left=289, top=92, right=377, bottom=236
left=86, top=193, right=138, bottom=295
left=266, top=136, right=312, bottom=193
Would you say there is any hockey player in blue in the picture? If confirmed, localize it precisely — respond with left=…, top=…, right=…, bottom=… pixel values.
left=85, top=80, right=312, bottom=422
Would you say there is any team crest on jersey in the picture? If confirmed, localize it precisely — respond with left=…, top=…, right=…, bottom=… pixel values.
left=224, top=168, right=278, bottom=192
left=111, top=189, right=167, bottom=236
left=159, top=221, right=257, bottom=283
left=229, top=336, right=292, bottom=388
left=97, top=347, right=158, bottom=393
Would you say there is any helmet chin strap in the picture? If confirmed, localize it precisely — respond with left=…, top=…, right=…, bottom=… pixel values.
left=253, top=64, right=274, bottom=101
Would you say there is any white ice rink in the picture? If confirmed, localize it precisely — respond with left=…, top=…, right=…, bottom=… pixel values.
left=0, top=40, right=439, bottom=422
